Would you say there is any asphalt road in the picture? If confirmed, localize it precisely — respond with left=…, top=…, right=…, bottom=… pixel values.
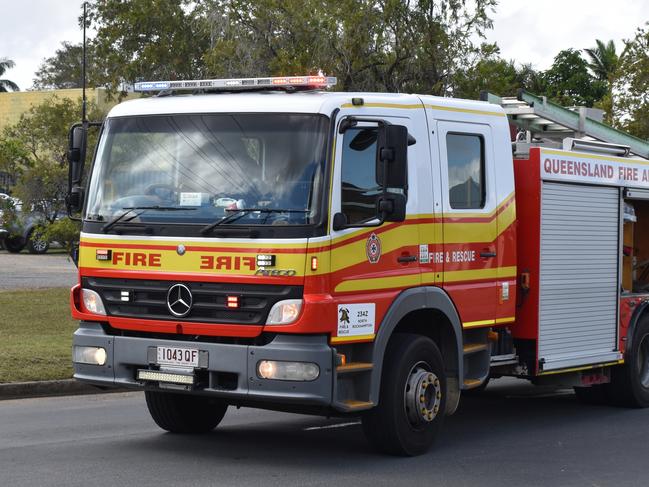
left=1, top=378, right=648, bottom=487
left=0, top=250, right=77, bottom=289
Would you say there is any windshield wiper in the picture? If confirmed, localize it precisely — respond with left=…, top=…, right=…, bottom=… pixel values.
left=200, top=208, right=309, bottom=235
left=102, top=206, right=195, bottom=233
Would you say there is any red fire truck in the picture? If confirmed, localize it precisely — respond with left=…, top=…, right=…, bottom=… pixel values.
left=67, top=77, right=649, bottom=455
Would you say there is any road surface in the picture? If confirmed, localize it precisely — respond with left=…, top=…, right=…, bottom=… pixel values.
left=1, top=378, right=648, bottom=486
left=0, top=251, right=77, bottom=289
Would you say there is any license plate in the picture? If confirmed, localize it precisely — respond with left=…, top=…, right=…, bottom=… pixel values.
left=156, top=346, right=199, bottom=367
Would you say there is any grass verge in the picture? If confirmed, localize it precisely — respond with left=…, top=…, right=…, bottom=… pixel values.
left=0, top=288, right=77, bottom=383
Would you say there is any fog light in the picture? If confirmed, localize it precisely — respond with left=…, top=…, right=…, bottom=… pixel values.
left=266, top=299, right=303, bottom=325
left=82, top=289, right=107, bottom=315
left=73, top=346, right=107, bottom=366
left=256, top=360, right=319, bottom=381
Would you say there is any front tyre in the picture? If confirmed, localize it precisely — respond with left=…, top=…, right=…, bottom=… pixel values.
left=4, top=235, right=24, bottom=253
left=362, top=334, right=446, bottom=456
left=145, top=391, right=228, bottom=433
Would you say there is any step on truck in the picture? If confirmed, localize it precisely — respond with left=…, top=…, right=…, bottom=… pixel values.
left=68, top=76, right=649, bottom=456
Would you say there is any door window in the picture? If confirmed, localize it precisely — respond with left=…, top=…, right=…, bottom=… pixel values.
left=340, top=126, right=381, bottom=224
left=446, top=133, right=485, bottom=209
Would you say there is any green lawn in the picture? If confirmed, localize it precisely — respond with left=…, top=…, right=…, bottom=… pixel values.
left=0, top=288, right=78, bottom=383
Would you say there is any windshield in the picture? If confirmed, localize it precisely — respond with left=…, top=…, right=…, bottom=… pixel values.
left=85, top=113, right=329, bottom=227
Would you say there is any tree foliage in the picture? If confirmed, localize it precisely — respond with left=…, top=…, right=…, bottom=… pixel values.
left=25, top=2, right=649, bottom=139
left=41, top=217, right=82, bottom=253
left=542, top=49, right=607, bottom=107
left=81, top=0, right=496, bottom=95
left=1, top=97, right=104, bottom=222
left=0, top=58, right=19, bottom=92
left=452, top=43, right=544, bottom=99
left=201, top=0, right=497, bottom=94
left=615, top=24, right=649, bottom=139
left=33, top=42, right=99, bottom=90
left=87, top=0, right=210, bottom=91
left=584, top=39, right=619, bottom=83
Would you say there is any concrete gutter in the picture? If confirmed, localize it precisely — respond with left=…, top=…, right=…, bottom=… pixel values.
left=0, top=379, right=128, bottom=401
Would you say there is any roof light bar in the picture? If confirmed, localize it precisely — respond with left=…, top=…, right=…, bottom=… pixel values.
left=134, top=75, right=337, bottom=93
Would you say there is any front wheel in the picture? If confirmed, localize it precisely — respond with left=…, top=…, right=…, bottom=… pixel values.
left=27, top=230, right=49, bottom=254
left=145, top=391, right=228, bottom=433
left=362, top=334, right=446, bottom=456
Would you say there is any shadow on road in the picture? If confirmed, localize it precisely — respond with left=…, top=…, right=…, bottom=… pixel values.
left=126, top=379, right=641, bottom=468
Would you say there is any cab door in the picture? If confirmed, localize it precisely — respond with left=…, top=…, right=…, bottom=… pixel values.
left=437, top=121, right=498, bottom=328
left=328, top=114, right=422, bottom=342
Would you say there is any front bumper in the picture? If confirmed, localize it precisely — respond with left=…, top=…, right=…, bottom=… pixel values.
left=73, top=322, right=334, bottom=407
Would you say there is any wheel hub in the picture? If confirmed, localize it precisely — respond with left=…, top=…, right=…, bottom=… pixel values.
left=405, top=365, right=441, bottom=426
left=33, top=239, right=47, bottom=251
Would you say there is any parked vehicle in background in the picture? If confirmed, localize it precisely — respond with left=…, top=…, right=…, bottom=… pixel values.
left=0, top=196, right=52, bottom=254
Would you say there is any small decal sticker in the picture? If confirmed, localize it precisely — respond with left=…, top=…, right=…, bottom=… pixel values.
left=501, top=282, right=510, bottom=302
left=419, top=244, right=430, bottom=264
left=179, top=192, right=202, bottom=206
left=366, top=233, right=382, bottom=264
left=337, top=304, right=376, bottom=337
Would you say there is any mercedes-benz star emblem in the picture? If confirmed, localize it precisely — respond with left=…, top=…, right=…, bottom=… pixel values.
left=167, top=284, right=193, bottom=317
left=177, top=244, right=186, bottom=255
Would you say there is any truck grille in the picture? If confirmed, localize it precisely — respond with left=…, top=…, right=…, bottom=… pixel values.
left=82, top=277, right=303, bottom=325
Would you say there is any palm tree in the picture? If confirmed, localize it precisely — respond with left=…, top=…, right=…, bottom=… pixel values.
left=584, top=40, right=618, bottom=125
left=584, top=40, right=618, bottom=83
left=0, top=58, right=20, bottom=92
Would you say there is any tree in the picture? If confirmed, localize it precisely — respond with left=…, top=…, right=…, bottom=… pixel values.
left=583, top=39, right=618, bottom=123
left=584, top=39, right=619, bottom=83
left=614, top=24, right=649, bottom=139
left=1, top=97, right=105, bottom=223
left=452, top=43, right=544, bottom=99
left=86, top=0, right=210, bottom=92
left=201, top=0, right=497, bottom=95
left=33, top=42, right=100, bottom=90
left=84, top=0, right=496, bottom=96
left=0, top=58, right=19, bottom=92
left=542, top=49, right=607, bottom=107
left=0, top=137, right=30, bottom=188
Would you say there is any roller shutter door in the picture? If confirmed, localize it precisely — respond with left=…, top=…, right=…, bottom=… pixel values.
left=538, top=182, right=622, bottom=371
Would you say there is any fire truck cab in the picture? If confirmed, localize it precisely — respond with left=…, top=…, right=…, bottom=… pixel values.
left=68, top=76, right=649, bottom=456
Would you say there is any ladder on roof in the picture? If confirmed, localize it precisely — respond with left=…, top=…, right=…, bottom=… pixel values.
left=482, top=90, right=649, bottom=160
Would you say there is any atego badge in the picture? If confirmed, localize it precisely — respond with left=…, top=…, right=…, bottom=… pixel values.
left=366, top=233, right=382, bottom=264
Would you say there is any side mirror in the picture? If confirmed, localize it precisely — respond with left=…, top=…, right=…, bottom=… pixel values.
left=376, top=124, right=408, bottom=191
left=68, top=125, right=85, bottom=185
left=67, top=123, right=87, bottom=214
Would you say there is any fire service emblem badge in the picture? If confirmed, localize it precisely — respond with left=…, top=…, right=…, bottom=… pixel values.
left=366, top=233, right=382, bottom=264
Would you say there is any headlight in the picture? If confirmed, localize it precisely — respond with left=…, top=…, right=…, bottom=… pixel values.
left=266, top=299, right=303, bottom=325
left=82, top=289, right=107, bottom=315
left=73, top=346, right=107, bottom=365
left=257, top=360, right=320, bottom=381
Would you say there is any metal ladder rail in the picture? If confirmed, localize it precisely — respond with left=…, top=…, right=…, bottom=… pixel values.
left=482, top=90, right=649, bottom=159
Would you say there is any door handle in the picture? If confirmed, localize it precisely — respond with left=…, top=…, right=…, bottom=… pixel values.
left=397, top=255, right=418, bottom=263
left=480, top=251, right=497, bottom=258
